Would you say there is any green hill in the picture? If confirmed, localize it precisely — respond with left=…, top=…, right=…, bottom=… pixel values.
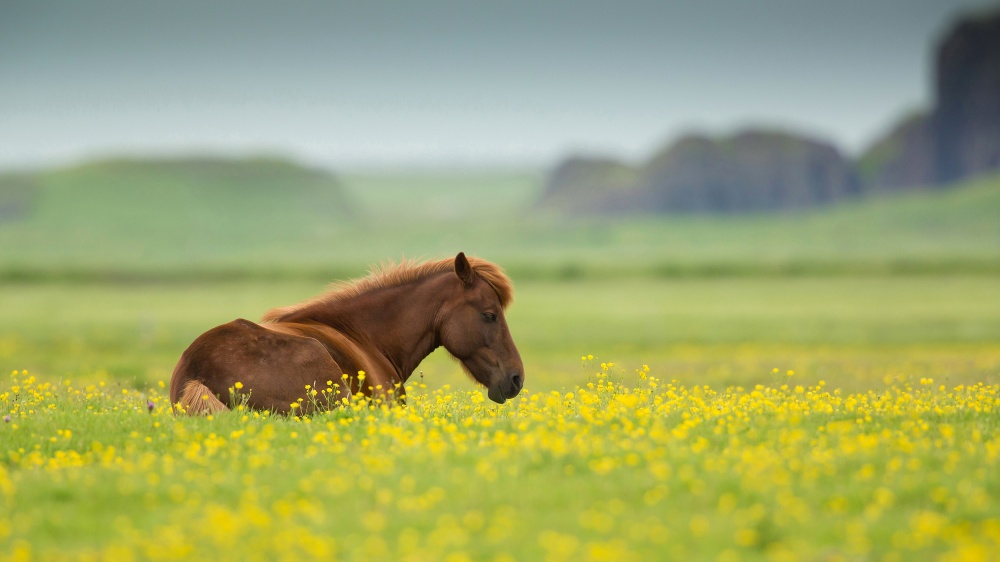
left=0, top=156, right=352, bottom=276
left=0, top=157, right=998, bottom=280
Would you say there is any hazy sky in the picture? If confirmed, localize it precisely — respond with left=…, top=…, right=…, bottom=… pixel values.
left=2, top=0, right=997, bottom=170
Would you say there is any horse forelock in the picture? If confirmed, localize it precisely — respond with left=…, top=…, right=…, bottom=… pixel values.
left=261, top=256, right=514, bottom=323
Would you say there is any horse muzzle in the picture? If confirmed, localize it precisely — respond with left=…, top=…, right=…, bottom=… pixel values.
left=487, top=372, right=523, bottom=404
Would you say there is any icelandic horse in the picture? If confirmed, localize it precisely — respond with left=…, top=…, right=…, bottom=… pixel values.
left=170, top=253, right=524, bottom=414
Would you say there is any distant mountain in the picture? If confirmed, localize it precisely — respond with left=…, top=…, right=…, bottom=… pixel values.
left=639, top=131, right=858, bottom=213
left=934, top=9, right=1000, bottom=183
left=540, top=129, right=858, bottom=214
left=856, top=111, right=936, bottom=192
left=861, top=8, right=1000, bottom=191
left=538, top=155, right=639, bottom=214
left=544, top=8, right=1000, bottom=214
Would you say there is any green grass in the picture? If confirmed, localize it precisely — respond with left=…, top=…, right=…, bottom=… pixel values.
left=2, top=276, right=998, bottom=394
left=2, top=370, right=998, bottom=561
left=1, top=159, right=999, bottom=279
left=1, top=157, right=998, bottom=391
left=3, top=159, right=1000, bottom=560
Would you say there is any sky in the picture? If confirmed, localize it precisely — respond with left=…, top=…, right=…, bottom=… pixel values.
left=2, top=0, right=998, bottom=171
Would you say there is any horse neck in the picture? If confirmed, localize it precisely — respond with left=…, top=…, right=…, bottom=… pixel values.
left=299, top=273, right=451, bottom=380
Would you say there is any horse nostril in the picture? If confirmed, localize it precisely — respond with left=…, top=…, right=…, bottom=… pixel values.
left=511, top=374, right=523, bottom=392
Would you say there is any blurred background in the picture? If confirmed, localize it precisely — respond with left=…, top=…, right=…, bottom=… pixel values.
left=2, top=0, right=999, bottom=392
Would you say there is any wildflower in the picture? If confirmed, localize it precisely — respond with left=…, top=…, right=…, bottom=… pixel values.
left=234, top=381, right=244, bottom=390
left=5, top=355, right=999, bottom=561
left=147, top=401, right=155, bottom=413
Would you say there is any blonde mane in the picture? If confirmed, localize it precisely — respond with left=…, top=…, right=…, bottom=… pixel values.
left=262, top=256, right=514, bottom=323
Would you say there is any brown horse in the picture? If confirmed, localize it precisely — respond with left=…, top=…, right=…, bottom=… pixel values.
left=169, top=253, right=524, bottom=415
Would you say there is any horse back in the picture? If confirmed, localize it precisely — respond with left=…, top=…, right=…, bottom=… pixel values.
left=263, top=321, right=401, bottom=397
left=170, top=318, right=346, bottom=413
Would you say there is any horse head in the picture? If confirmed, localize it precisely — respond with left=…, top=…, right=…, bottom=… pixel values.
left=438, top=252, right=524, bottom=404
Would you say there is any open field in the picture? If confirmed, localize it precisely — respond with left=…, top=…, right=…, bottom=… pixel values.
left=3, top=161, right=1000, bottom=559
left=3, top=368, right=998, bottom=561
left=1, top=162, right=999, bottom=279
left=2, top=276, right=999, bottom=392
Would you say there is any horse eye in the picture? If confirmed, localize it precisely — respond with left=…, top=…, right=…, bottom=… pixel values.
left=482, top=312, right=497, bottom=322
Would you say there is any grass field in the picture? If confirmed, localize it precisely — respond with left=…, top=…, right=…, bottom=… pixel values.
left=2, top=276, right=999, bottom=392
left=1, top=160, right=999, bottom=278
left=2, top=273, right=999, bottom=559
left=2, top=160, right=1000, bottom=559
left=3, top=369, right=998, bottom=561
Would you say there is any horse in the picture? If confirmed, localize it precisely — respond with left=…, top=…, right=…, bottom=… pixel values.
left=169, top=253, right=524, bottom=415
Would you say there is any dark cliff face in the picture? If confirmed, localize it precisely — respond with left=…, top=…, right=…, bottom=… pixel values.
left=933, top=10, right=1000, bottom=184
left=539, top=155, right=644, bottom=214
left=861, top=9, right=1000, bottom=191
left=543, top=9, right=1000, bottom=214
left=857, top=111, right=936, bottom=191
left=639, top=131, right=858, bottom=213
left=540, top=130, right=859, bottom=214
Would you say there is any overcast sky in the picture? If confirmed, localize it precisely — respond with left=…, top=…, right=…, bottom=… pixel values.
left=2, top=0, right=997, bottom=170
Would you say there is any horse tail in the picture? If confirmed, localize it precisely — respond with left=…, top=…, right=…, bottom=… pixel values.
left=175, top=380, right=228, bottom=416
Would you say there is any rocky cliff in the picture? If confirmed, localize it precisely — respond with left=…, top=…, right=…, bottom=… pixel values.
left=862, top=8, right=1000, bottom=190
left=538, top=155, right=640, bottom=214
left=543, top=9, right=1000, bottom=214
left=856, top=111, right=936, bottom=191
left=932, top=9, right=1000, bottom=183
left=540, top=130, right=859, bottom=214
left=638, top=131, right=858, bottom=213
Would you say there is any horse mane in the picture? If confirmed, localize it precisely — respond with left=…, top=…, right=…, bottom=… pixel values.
left=261, top=256, right=514, bottom=323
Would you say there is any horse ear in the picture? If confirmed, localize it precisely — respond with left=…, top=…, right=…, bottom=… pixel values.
left=455, top=252, right=474, bottom=286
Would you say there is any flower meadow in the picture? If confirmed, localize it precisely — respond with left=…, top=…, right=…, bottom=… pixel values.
left=2, top=363, right=999, bottom=562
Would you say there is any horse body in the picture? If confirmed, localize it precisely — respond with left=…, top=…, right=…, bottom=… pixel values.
left=169, top=253, right=523, bottom=415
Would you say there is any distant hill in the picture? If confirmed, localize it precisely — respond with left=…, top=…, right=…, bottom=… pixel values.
left=0, top=156, right=351, bottom=273
left=1, top=156, right=999, bottom=279
left=540, top=129, right=859, bottom=214
left=640, top=131, right=858, bottom=213
left=543, top=8, right=1000, bottom=215
left=861, top=8, right=1000, bottom=191
left=0, top=155, right=350, bottom=224
left=855, top=111, right=935, bottom=192
left=538, top=155, right=639, bottom=214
